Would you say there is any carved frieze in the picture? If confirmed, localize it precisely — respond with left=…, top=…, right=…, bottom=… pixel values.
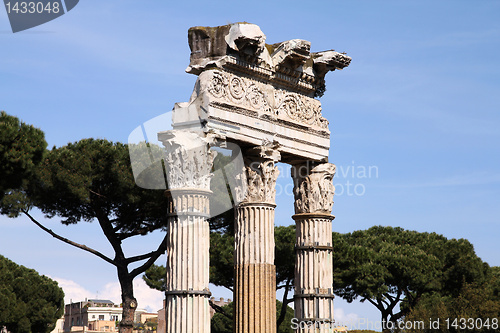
left=274, top=90, right=328, bottom=128
left=207, top=71, right=273, bottom=114
left=292, top=163, right=336, bottom=214
left=206, top=70, right=328, bottom=129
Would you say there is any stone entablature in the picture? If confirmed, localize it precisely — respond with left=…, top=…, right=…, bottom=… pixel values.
left=172, top=22, right=351, bottom=162
left=173, top=69, right=332, bottom=161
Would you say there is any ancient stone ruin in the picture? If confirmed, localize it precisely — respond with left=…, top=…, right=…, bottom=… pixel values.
left=157, top=22, right=351, bottom=333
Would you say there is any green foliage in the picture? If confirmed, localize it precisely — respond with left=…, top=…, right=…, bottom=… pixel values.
left=0, top=111, right=47, bottom=209
left=402, top=276, right=500, bottom=332
left=145, top=225, right=296, bottom=294
left=210, top=302, right=233, bottom=333
left=491, top=266, right=500, bottom=299
left=30, top=139, right=169, bottom=229
left=333, top=226, right=489, bottom=325
left=209, top=231, right=235, bottom=290
left=275, top=299, right=295, bottom=333
left=145, top=319, right=157, bottom=330
left=0, top=255, right=64, bottom=333
left=208, top=151, right=237, bottom=233
left=142, top=264, right=166, bottom=292
left=4, top=138, right=171, bottom=330
left=274, top=225, right=295, bottom=287
left=210, top=300, right=294, bottom=333
left=133, top=319, right=157, bottom=332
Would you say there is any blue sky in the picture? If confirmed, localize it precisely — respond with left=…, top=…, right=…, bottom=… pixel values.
left=1, top=0, right=500, bottom=329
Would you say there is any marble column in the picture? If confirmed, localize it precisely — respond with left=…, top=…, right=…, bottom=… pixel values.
left=291, top=162, right=336, bottom=333
left=234, top=146, right=280, bottom=333
left=160, top=130, right=216, bottom=333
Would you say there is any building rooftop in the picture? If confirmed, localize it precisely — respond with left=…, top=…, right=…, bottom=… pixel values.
left=87, top=299, right=114, bottom=304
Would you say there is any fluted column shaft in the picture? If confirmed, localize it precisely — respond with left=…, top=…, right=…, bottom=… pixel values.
left=165, top=189, right=211, bottom=333
left=160, top=130, right=216, bottom=333
left=234, top=146, right=280, bottom=333
left=292, top=163, right=336, bottom=333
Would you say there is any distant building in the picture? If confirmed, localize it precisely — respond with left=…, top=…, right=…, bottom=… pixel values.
left=49, top=316, right=64, bottom=333
left=64, top=299, right=121, bottom=332
left=157, top=300, right=165, bottom=333
left=63, top=299, right=151, bottom=332
left=87, top=320, right=116, bottom=332
left=138, top=312, right=158, bottom=324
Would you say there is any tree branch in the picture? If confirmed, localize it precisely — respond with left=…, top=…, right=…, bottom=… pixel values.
left=89, top=189, right=107, bottom=199
left=129, top=234, right=168, bottom=278
left=385, top=292, right=395, bottom=303
left=125, top=251, right=157, bottom=264
left=209, top=299, right=233, bottom=321
left=118, top=224, right=160, bottom=241
left=367, top=298, right=381, bottom=310
left=93, top=206, right=126, bottom=262
left=22, top=209, right=117, bottom=267
left=380, top=297, right=389, bottom=308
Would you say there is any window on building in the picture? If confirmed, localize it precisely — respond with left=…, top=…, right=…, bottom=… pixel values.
left=92, top=315, right=95, bottom=319
left=99, top=315, right=105, bottom=320
left=111, top=315, right=118, bottom=321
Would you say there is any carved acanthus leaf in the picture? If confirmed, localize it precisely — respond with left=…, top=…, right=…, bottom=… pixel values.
left=274, top=91, right=327, bottom=129
left=161, top=130, right=216, bottom=190
left=236, top=147, right=280, bottom=204
left=292, top=163, right=336, bottom=214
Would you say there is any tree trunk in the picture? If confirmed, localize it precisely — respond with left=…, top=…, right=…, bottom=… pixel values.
left=118, top=269, right=136, bottom=333
left=276, top=278, right=292, bottom=331
left=381, top=311, right=391, bottom=333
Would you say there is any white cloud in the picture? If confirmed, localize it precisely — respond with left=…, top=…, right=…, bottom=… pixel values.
left=50, top=276, right=93, bottom=305
left=334, top=307, right=361, bottom=328
left=51, top=277, right=164, bottom=313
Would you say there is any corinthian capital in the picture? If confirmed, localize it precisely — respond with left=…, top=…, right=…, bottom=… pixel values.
left=159, top=130, right=216, bottom=191
left=292, top=162, right=336, bottom=214
left=236, top=146, right=280, bottom=204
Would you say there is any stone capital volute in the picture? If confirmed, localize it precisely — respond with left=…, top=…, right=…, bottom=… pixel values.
left=159, top=130, right=217, bottom=191
left=235, top=145, right=281, bottom=205
left=292, top=162, right=336, bottom=214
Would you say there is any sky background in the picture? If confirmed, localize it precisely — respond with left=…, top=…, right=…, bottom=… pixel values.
left=1, top=0, right=500, bottom=330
